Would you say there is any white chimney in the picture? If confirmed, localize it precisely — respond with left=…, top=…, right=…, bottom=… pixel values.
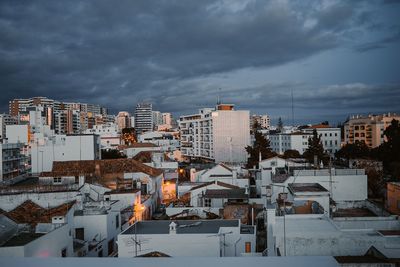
left=76, top=193, right=83, bottom=210
left=169, top=222, right=177, bottom=234
left=79, top=175, right=85, bottom=187
left=190, top=168, right=196, bottom=182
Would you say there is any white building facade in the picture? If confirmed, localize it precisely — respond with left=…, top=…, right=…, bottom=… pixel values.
left=179, top=104, right=250, bottom=163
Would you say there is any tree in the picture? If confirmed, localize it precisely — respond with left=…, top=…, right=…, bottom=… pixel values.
left=246, top=129, right=276, bottom=168
left=122, top=128, right=137, bottom=145
left=379, top=119, right=400, bottom=179
left=283, top=149, right=301, bottom=159
left=277, top=117, right=283, bottom=133
left=335, top=141, right=370, bottom=161
left=303, top=129, right=328, bottom=166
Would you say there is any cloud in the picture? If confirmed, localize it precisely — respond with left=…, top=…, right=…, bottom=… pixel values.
left=0, top=0, right=398, bottom=123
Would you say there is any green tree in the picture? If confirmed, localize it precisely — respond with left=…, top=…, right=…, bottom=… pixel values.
left=379, top=119, right=400, bottom=179
left=246, top=129, right=275, bottom=168
left=335, top=141, right=370, bottom=161
left=283, top=149, right=301, bottom=159
left=277, top=117, right=283, bottom=132
left=303, top=129, right=328, bottom=166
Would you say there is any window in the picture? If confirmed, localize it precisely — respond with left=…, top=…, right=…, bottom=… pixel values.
left=53, top=177, right=62, bottom=184
left=245, top=242, right=251, bottom=253
left=330, top=133, right=332, bottom=137
left=75, top=228, right=84, bottom=240
left=204, top=198, right=211, bottom=207
left=335, top=133, right=337, bottom=136
left=116, top=215, right=119, bottom=229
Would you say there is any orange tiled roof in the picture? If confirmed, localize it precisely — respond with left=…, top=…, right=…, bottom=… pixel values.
left=40, top=158, right=163, bottom=177
left=309, top=124, right=330, bottom=129
left=5, top=200, right=75, bottom=226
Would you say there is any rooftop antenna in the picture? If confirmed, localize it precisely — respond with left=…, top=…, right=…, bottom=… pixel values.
left=291, top=89, right=294, bottom=126
left=217, top=88, right=222, bottom=105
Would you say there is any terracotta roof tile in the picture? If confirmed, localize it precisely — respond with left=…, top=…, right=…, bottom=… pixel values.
left=5, top=200, right=75, bottom=226
left=40, top=158, right=163, bottom=178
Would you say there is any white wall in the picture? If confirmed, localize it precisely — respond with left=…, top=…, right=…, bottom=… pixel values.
left=0, top=191, right=79, bottom=211
left=212, top=110, right=250, bottom=163
left=118, top=223, right=255, bottom=257
left=25, top=224, right=73, bottom=257
left=5, top=125, right=29, bottom=145
left=271, top=171, right=367, bottom=203
left=0, top=224, right=74, bottom=257
left=31, top=134, right=101, bottom=173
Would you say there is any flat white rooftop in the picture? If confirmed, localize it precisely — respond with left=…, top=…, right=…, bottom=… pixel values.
left=0, top=256, right=340, bottom=267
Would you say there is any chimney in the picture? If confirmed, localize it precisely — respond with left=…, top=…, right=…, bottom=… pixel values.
left=95, top=162, right=101, bottom=177
left=169, top=221, right=177, bottom=234
left=79, top=175, right=85, bottom=187
left=76, top=193, right=83, bottom=210
left=190, top=168, right=196, bottom=182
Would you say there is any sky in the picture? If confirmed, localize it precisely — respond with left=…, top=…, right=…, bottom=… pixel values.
left=1, top=0, right=399, bottom=125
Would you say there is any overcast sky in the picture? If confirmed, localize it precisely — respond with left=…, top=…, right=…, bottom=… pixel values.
left=1, top=0, right=399, bottom=125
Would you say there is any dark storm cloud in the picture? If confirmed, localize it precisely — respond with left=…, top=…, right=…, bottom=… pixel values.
left=0, top=0, right=399, bottom=120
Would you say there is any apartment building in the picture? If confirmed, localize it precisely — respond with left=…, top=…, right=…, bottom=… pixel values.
left=152, top=111, right=163, bottom=130
left=268, top=132, right=312, bottom=154
left=0, top=143, right=28, bottom=182
left=116, top=111, right=131, bottom=132
left=303, top=125, right=341, bottom=155
left=344, top=113, right=400, bottom=148
left=179, top=104, right=250, bottom=163
left=135, top=103, right=153, bottom=135
left=0, top=114, right=18, bottom=140
left=251, top=114, right=270, bottom=129
left=9, top=97, right=108, bottom=134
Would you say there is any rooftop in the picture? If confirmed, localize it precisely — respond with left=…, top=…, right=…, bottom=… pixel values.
left=4, top=200, right=75, bottom=226
left=40, top=158, right=163, bottom=177
left=0, top=256, right=341, bottom=267
left=203, top=189, right=248, bottom=199
left=121, top=219, right=239, bottom=235
left=1, top=232, right=45, bottom=247
left=333, top=208, right=377, bottom=217
left=288, top=183, right=329, bottom=193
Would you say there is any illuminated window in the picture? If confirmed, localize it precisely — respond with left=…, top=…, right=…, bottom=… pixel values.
left=245, top=242, right=251, bottom=253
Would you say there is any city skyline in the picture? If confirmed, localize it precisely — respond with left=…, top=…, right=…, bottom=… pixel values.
left=1, top=1, right=400, bottom=123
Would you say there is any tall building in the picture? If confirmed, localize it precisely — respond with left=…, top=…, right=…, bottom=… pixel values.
left=152, top=111, right=163, bottom=130
left=116, top=111, right=131, bottom=132
left=251, top=114, right=270, bottom=129
left=0, top=143, right=28, bottom=182
left=8, top=97, right=109, bottom=133
left=0, top=114, right=18, bottom=140
left=135, top=103, right=153, bottom=134
left=344, top=113, right=400, bottom=148
left=162, top=113, right=173, bottom=126
left=179, top=104, right=250, bottom=163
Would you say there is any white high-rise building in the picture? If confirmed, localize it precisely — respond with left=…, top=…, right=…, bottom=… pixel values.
left=135, top=103, right=153, bottom=134
left=0, top=114, right=17, bottom=140
left=179, top=104, right=250, bottom=163
left=152, top=111, right=163, bottom=130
